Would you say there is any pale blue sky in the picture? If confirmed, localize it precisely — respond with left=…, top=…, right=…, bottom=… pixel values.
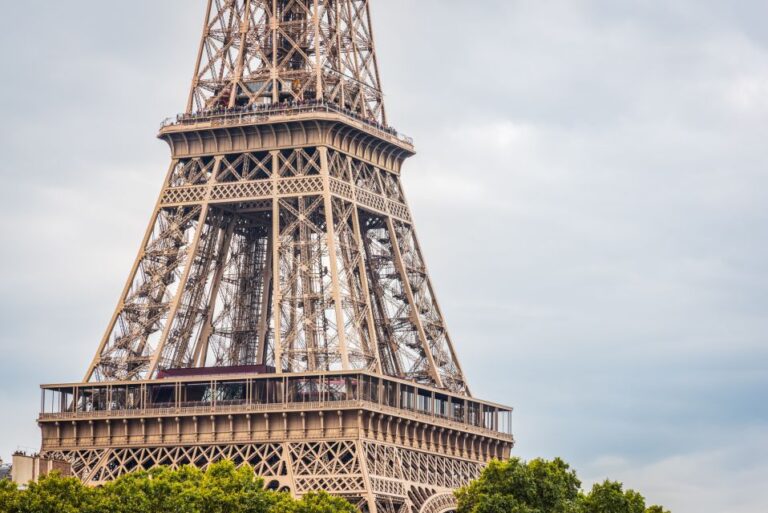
left=0, top=2, right=767, bottom=512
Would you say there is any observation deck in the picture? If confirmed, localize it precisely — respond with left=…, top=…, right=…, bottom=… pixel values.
left=159, top=100, right=415, bottom=156
left=39, top=370, right=513, bottom=444
left=39, top=370, right=513, bottom=488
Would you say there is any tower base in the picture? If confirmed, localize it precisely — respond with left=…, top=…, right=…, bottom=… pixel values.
left=39, top=371, right=514, bottom=513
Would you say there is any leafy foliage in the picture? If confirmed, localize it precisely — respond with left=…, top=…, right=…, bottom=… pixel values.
left=456, top=458, right=671, bottom=513
left=580, top=480, right=646, bottom=513
left=0, top=457, right=672, bottom=513
left=0, top=462, right=354, bottom=513
left=289, top=492, right=358, bottom=513
left=0, top=479, right=21, bottom=513
left=456, top=458, right=582, bottom=513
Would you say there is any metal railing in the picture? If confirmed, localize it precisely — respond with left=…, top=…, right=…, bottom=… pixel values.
left=160, top=100, right=414, bottom=147
left=39, top=399, right=513, bottom=439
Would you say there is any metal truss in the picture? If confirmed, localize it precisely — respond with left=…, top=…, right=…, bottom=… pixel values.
left=85, top=145, right=469, bottom=394
left=46, top=1, right=510, bottom=512
left=188, top=0, right=385, bottom=124
left=44, top=440, right=476, bottom=513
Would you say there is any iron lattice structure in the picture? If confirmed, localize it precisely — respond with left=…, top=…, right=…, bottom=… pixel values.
left=187, top=0, right=386, bottom=124
left=39, top=2, right=514, bottom=512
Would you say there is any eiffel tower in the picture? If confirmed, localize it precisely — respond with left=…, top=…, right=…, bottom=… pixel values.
left=38, top=2, right=514, bottom=512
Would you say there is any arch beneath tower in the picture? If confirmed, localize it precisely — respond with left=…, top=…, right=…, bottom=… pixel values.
left=419, top=493, right=457, bottom=513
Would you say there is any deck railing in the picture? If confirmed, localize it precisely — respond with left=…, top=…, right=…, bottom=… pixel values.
left=39, top=399, right=512, bottom=440
left=160, top=100, right=414, bottom=147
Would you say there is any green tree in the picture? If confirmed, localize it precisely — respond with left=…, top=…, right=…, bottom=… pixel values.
left=290, top=491, right=358, bottom=513
left=14, top=473, right=94, bottom=513
left=0, top=479, right=21, bottom=513
left=1, top=462, right=356, bottom=513
left=456, top=458, right=582, bottom=513
left=455, top=458, right=670, bottom=513
left=90, top=462, right=287, bottom=513
left=90, top=466, right=199, bottom=513
left=579, top=480, right=646, bottom=513
left=197, top=461, right=281, bottom=513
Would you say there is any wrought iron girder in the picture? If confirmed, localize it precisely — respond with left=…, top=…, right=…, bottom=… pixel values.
left=188, top=0, right=386, bottom=124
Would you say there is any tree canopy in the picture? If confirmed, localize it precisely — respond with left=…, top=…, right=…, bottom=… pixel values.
left=0, top=457, right=671, bottom=513
left=0, top=461, right=356, bottom=513
left=456, top=458, right=671, bottom=513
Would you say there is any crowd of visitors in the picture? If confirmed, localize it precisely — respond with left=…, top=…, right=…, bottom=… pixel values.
left=165, top=98, right=409, bottom=143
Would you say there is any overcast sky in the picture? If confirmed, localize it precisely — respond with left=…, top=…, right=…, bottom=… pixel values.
left=0, top=1, right=766, bottom=512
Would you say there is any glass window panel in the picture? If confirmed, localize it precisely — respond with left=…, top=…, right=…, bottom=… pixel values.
left=217, top=381, right=247, bottom=405
left=183, top=382, right=213, bottom=406
left=148, top=384, right=176, bottom=408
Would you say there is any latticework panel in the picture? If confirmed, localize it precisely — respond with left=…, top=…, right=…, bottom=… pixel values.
left=210, top=181, right=273, bottom=201
left=154, top=210, right=230, bottom=371
left=419, top=493, right=458, bottom=513
left=278, top=148, right=322, bottom=178
left=188, top=0, right=385, bottom=124
left=202, top=213, right=274, bottom=367
left=330, top=197, right=379, bottom=370
left=327, top=149, right=411, bottom=222
left=217, top=152, right=272, bottom=183
left=47, top=439, right=476, bottom=513
left=277, top=176, right=324, bottom=196
left=86, top=129, right=466, bottom=395
left=274, top=195, right=340, bottom=371
left=46, top=443, right=288, bottom=485
left=328, top=150, right=351, bottom=181
left=371, top=477, right=407, bottom=497
left=88, top=206, right=204, bottom=381
left=42, top=449, right=109, bottom=485
left=358, top=213, right=434, bottom=386
left=391, top=222, right=467, bottom=394
left=352, top=159, right=385, bottom=195
left=289, top=440, right=361, bottom=476
left=376, top=498, right=411, bottom=513
left=363, top=442, right=482, bottom=491
left=169, top=157, right=216, bottom=187
left=380, top=172, right=405, bottom=204
left=162, top=186, right=209, bottom=205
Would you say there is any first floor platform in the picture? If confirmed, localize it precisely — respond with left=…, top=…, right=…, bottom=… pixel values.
left=38, top=371, right=514, bottom=513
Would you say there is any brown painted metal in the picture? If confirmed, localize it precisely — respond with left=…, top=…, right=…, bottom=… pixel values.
left=41, top=2, right=514, bottom=512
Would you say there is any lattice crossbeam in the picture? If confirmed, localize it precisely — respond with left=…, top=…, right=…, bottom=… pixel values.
left=188, top=0, right=386, bottom=124
left=45, top=439, right=477, bottom=513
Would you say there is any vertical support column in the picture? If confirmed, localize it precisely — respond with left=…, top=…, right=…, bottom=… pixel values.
left=256, top=225, right=275, bottom=365
left=271, top=0, right=280, bottom=104
left=192, top=217, right=237, bottom=367
left=345, top=0, right=366, bottom=119
left=84, top=159, right=180, bottom=382
left=271, top=151, right=283, bottom=372
left=406, top=226, right=470, bottom=394
left=386, top=218, right=444, bottom=389
left=229, top=0, right=253, bottom=107
left=348, top=157, right=384, bottom=374
left=364, top=0, right=386, bottom=124
left=282, top=441, right=297, bottom=497
left=320, top=147, right=351, bottom=370
left=187, top=0, right=214, bottom=113
left=313, top=0, right=323, bottom=101
left=334, top=0, right=345, bottom=107
left=356, top=439, right=379, bottom=513
left=146, top=157, right=223, bottom=377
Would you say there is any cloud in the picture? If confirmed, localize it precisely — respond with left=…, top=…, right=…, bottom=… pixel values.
left=582, top=428, right=768, bottom=513
left=0, top=2, right=766, bottom=512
